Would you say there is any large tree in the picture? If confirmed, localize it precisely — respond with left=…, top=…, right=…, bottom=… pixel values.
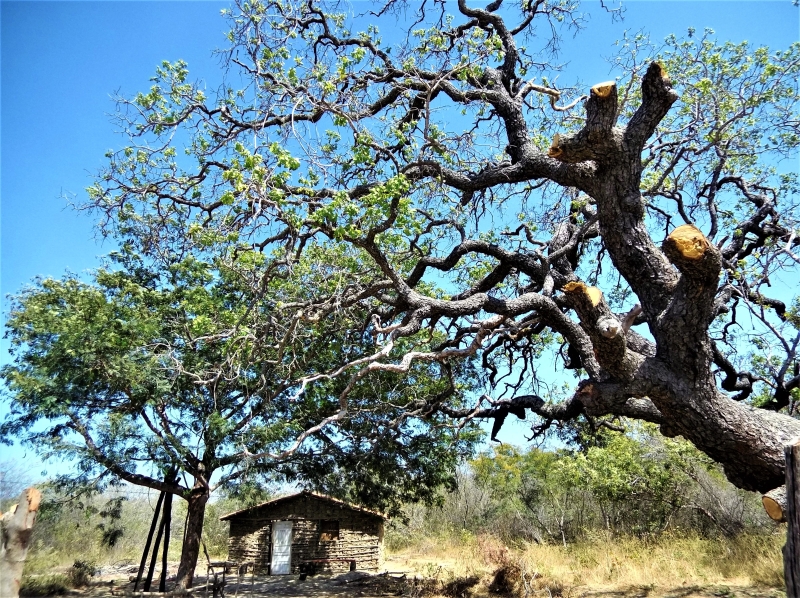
left=16, top=0, right=800, bottom=568
left=1, top=245, right=477, bottom=587
left=87, top=0, right=799, bottom=494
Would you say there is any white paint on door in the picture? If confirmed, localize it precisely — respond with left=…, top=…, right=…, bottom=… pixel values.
left=270, top=520, right=293, bottom=575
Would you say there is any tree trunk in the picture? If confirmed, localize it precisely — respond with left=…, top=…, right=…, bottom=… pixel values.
left=174, top=483, right=210, bottom=589
left=785, top=436, right=800, bottom=597
left=1, top=487, right=41, bottom=598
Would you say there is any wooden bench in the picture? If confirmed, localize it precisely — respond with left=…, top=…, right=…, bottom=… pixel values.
left=205, top=560, right=256, bottom=596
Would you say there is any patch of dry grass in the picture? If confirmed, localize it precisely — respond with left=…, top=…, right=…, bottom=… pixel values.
left=386, top=532, right=786, bottom=597
left=520, top=532, right=784, bottom=590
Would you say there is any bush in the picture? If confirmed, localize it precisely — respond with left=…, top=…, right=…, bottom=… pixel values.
left=476, top=534, right=510, bottom=566
left=68, top=559, right=97, bottom=587
left=488, top=565, right=521, bottom=595
left=442, top=575, right=480, bottom=597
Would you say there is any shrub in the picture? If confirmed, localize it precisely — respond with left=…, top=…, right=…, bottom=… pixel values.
left=488, top=564, right=522, bottom=595
left=68, top=559, right=97, bottom=587
left=476, top=534, right=510, bottom=566
left=442, top=575, right=480, bottom=597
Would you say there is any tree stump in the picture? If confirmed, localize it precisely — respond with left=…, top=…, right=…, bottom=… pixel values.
left=1, top=487, right=42, bottom=598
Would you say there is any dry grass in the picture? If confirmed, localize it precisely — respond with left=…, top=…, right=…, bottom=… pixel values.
left=386, top=532, right=786, bottom=597
left=520, top=533, right=785, bottom=590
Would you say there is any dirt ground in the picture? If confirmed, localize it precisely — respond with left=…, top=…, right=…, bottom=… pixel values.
left=52, top=556, right=786, bottom=598
left=64, top=573, right=786, bottom=598
left=572, top=585, right=784, bottom=598
left=67, top=574, right=787, bottom=598
left=66, top=569, right=410, bottom=598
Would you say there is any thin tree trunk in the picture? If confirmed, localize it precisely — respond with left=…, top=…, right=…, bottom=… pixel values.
left=159, top=491, right=174, bottom=592
left=174, top=483, right=210, bottom=589
left=0, top=487, right=41, bottom=598
left=135, top=491, right=165, bottom=591
left=785, top=436, right=800, bottom=597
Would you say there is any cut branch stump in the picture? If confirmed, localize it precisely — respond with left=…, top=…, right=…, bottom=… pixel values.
left=763, top=486, right=787, bottom=522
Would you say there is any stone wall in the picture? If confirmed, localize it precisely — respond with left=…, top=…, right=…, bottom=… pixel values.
left=226, top=494, right=384, bottom=574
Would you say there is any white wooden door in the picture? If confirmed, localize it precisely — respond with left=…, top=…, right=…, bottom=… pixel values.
left=270, top=521, right=293, bottom=575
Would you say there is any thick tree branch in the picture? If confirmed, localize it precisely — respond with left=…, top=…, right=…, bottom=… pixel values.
left=625, top=62, right=679, bottom=151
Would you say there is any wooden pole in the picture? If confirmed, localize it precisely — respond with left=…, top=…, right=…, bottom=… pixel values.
left=785, top=436, right=800, bottom=597
left=0, top=487, right=42, bottom=598
left=158, top=491, right=174, bottom=592
left=144, top=505, right=167, bottom=592
left=134, top=491, right=165, bottom=591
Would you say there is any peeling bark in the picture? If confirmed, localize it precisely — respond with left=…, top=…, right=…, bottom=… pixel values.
left=1, top=488, right=42, bottom=598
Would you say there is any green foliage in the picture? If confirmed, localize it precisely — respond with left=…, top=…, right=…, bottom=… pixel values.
left=96, top=497, right=126, bottom=547
left=396, top=424, right=773, bottom=546
left=1, top=220, right=483, bottom=589
left=2, top=243, right=477, bottom=508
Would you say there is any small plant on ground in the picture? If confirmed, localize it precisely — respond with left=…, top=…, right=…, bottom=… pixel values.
left=67, top=559, right=97, bottom=587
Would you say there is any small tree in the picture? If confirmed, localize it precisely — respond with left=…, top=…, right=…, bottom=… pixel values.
left=1, top=246, right=478, bottom=587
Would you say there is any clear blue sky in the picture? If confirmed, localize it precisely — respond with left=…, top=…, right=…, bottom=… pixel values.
left=1, top=0, right=797, bottom=476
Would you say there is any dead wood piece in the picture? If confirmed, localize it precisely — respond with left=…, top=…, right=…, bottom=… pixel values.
left=547, top=134, right=562, bottom=158
left=762, top=486, right=787, bottom=522
left=597, top=316, right=622, bottom=339
left=590, top=81, right=616, bottom=99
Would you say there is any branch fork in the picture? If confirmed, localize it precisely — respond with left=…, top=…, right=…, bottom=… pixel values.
left=548, top=80, right=621, bottom=164
left=562, top=282, right=644, bottom=379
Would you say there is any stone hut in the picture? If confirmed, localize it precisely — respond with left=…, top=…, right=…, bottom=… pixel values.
left=220, top=491, right=385, bottom=575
